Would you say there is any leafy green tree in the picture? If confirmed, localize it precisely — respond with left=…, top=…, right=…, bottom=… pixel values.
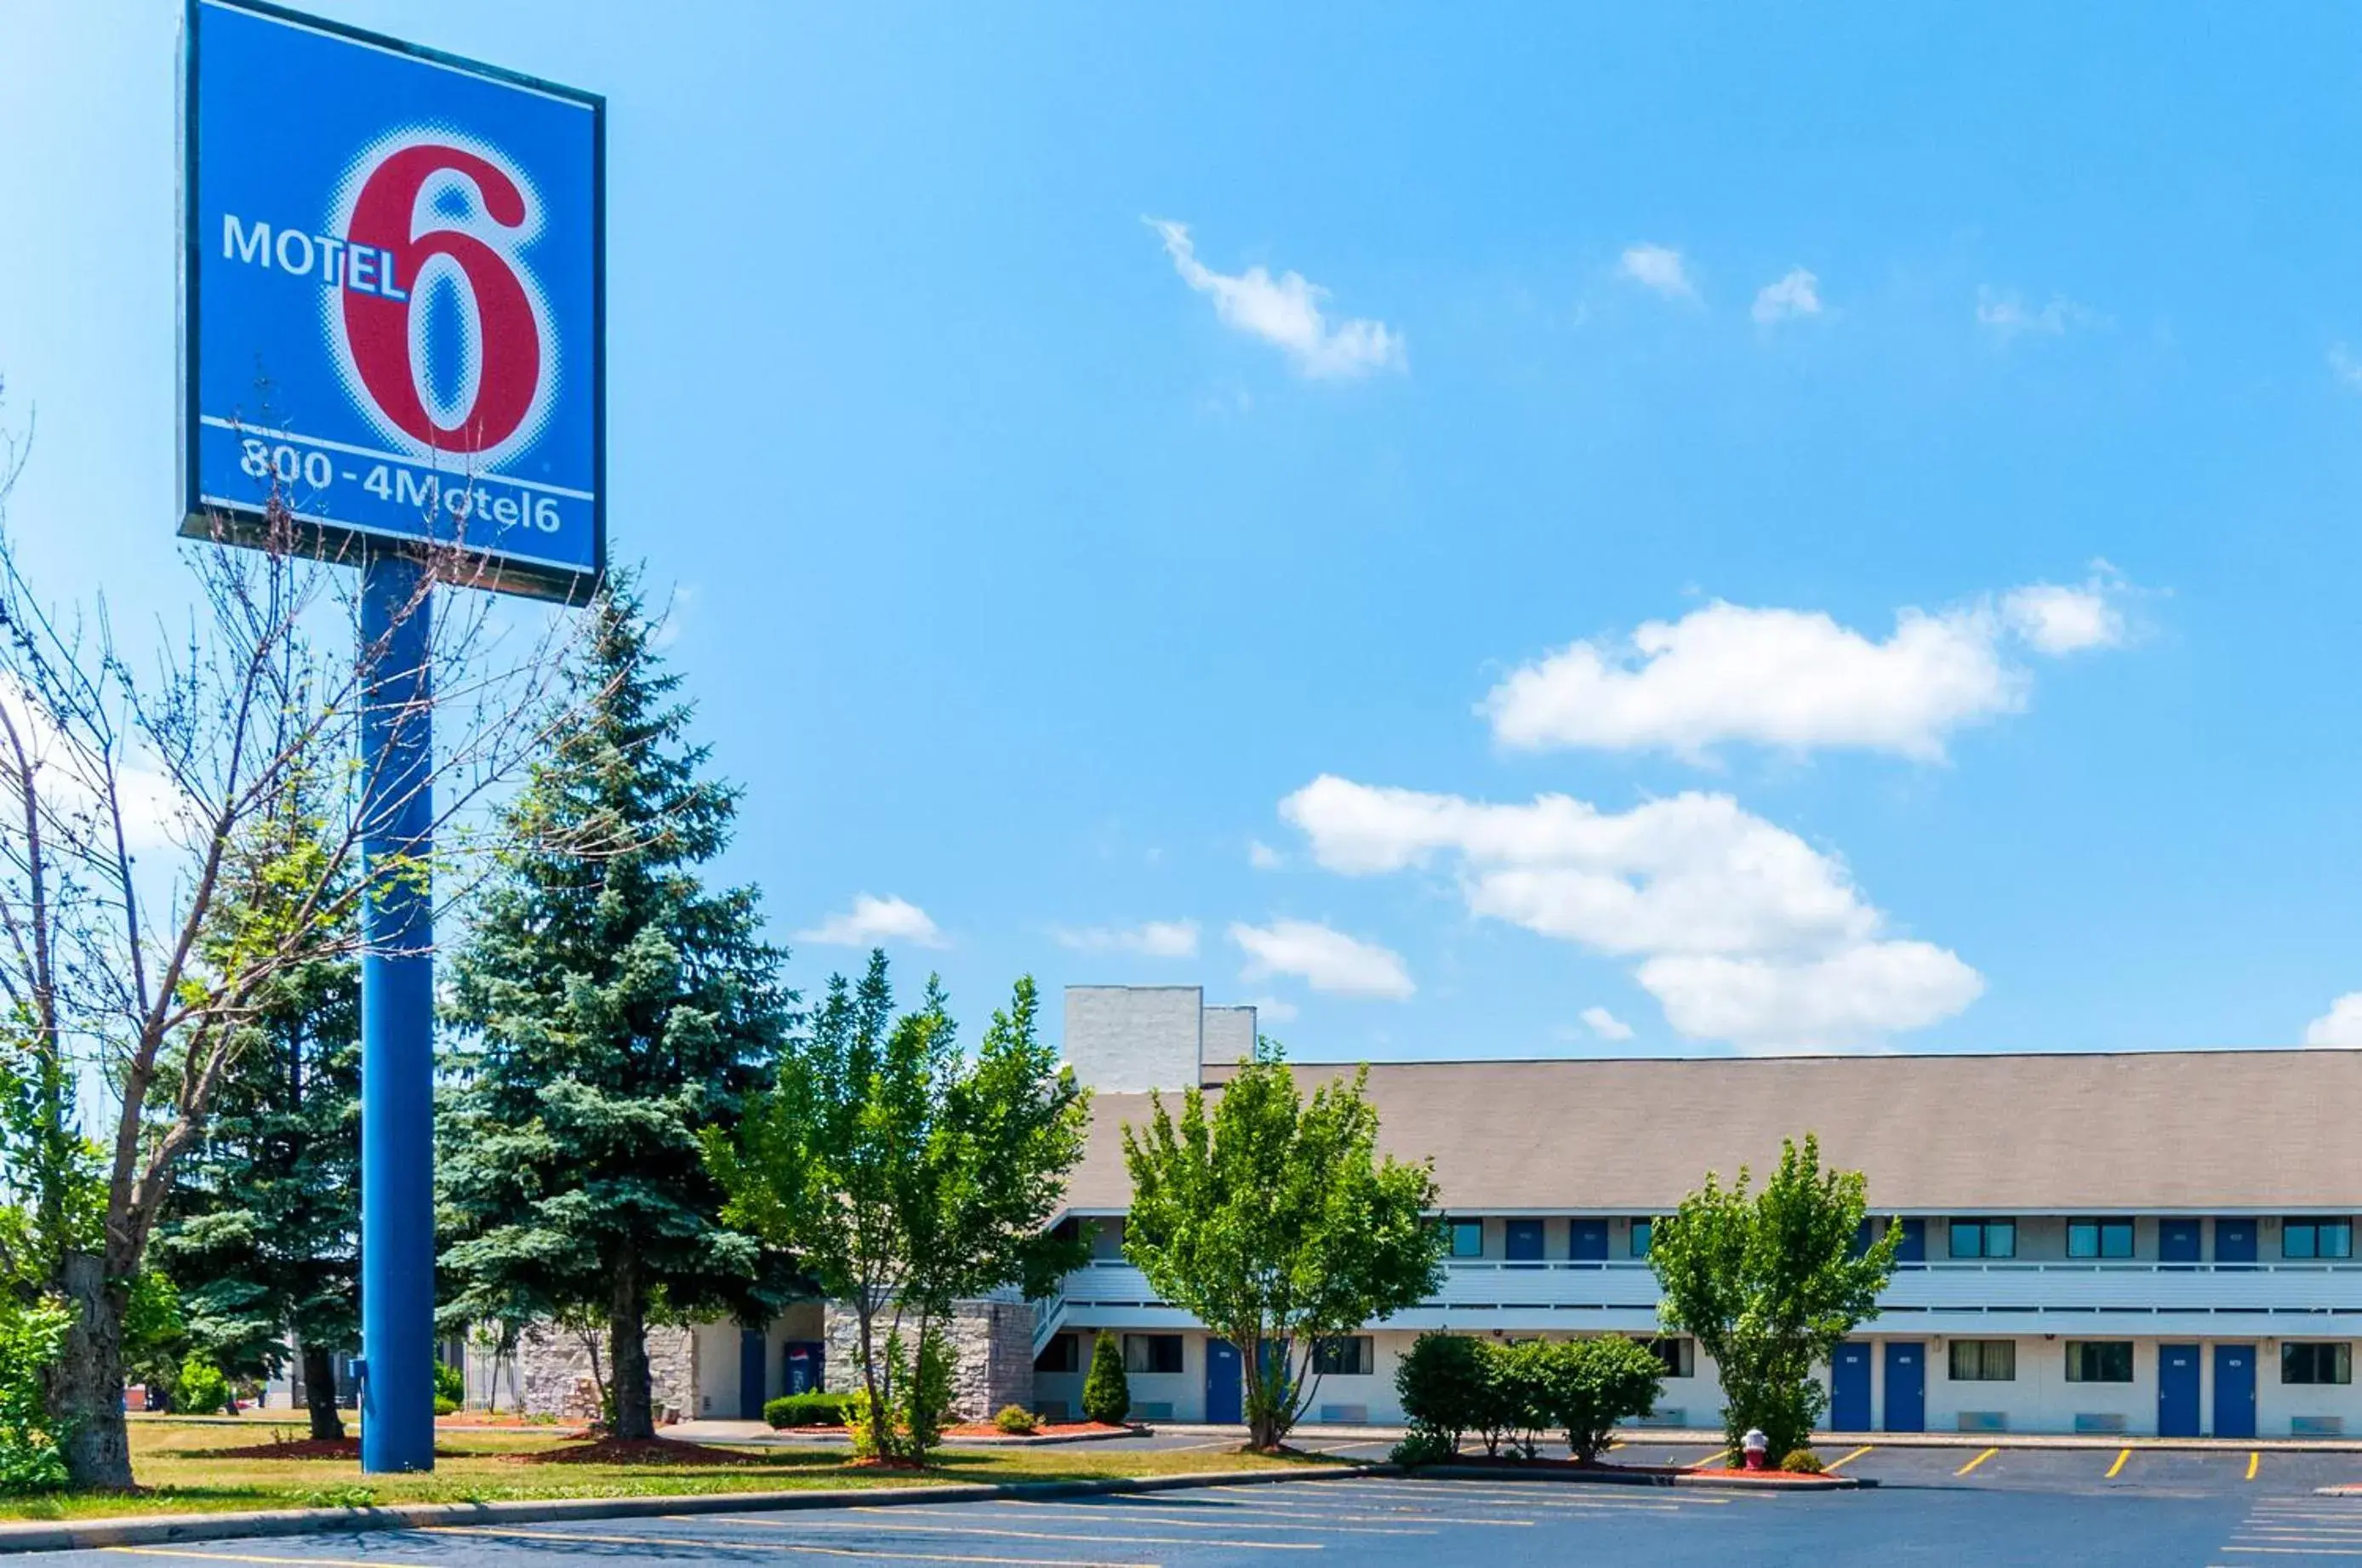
left=707, top=955, right=1090, bottom=1465
left=1545, top=1337, right=1663, bottom=1462
left=1120, top=1040, right=1445, bottom=1451
left=1081, top=1330, right=1130, bottom=1425
left=154, top=938, right=361, bottom=1440
left=1647, top=1134, right=1901, bottom=1460
left=438, top=578, right=800, bottom=1441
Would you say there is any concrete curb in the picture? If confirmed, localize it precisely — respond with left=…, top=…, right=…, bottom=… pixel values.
left=0, top=1463, right=1370, bottom=1556
left=1419, top=1463, right=1864, bottom=1493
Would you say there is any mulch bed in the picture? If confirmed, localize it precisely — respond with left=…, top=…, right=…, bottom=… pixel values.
left=939, top=1421, right=1133, bottom=1440
left=184, top=1438, right=466, bottom=1461
left=514, top=1437, right=785, bottom=1467
left=1444, top=1454, right=1836, bottom=1482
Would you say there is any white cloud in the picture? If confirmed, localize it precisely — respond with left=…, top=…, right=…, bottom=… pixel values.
left=1579, top=1006, right=1634, bottom=1041
left=797, top=893, right=944, bottom=949
left=1247, top=995, right=1301, bottom=1024
left=1279, top=774, right=1979, bottom=1050
left=1619, top=244, right=1696, bottom=301
left=1977, top=286, right=2102, bottom=341
left=2304, top=993, right=2362, bottom=1048
left=2001, top=581, right=2125, bottom=654
left=1751, top=268, right=1822, bottom=325
left=1637, top=944, right=1984, bottom=1055
left=1148, top=219, right=1405, bottom=379
left=1247, top=839, right=1285, bottom=870
left=1229, top=917, right=1415, bottom=1000
left=2332, top=345, right=2362, bottom=390
left=1052, top=919, right=1201, bottom=959
left=1481, top=580, right=2126, bottom=762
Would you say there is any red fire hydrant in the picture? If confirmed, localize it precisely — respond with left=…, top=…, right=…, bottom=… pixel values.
left=1742, top=1428, right=1769, bottom=1471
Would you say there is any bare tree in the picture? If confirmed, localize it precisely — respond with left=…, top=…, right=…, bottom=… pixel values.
left=0, top=403, right=585, bottom=1486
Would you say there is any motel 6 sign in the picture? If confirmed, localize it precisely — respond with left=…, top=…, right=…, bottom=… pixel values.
left=183, top=0, right=604, bottom=602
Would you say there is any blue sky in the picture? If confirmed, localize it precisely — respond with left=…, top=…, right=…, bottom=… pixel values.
left=8, top=2, right=2362, bottom=1061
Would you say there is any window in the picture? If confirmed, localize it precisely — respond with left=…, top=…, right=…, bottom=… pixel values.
left=1949, top=1340, right=2017, bottom=1382
left=2285, top=1219, right=2355, bottom=1260
left=1313, top=1337, right=1374, bottom=1377
left=1121, top=1334, right=1184, bottom=1376
left=1033, top=1333, right=1079, bottom=1375
left=2284, top=1343, right=2353, bottom=1385
left=1646, top=1337, right=1694, bottom=1379
left=1629, top=1219, right=1653, bottom=1258
left=2065, top=1342, right=2135, bottom=1383
left=2067, top=1220, right=2136, bottom=1259
left=1948, top=1219, right=2017, bottom=1260
left=1446, top=1219, right=1485, bottom=1258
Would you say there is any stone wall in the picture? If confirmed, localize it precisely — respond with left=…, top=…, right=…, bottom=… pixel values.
left=499, top=1322, right=699, bottom=1422
left=824, top=1299, right=1038, bottom=1421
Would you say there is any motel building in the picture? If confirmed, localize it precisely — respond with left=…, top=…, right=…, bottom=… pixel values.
left=1021, top=986, right=2362, bottom=1441
left=455, top=984, right=2361, bottom=1441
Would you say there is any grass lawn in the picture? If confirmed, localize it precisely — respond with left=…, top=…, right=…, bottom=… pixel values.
left=0, top=1419, right=1337, bottom=1523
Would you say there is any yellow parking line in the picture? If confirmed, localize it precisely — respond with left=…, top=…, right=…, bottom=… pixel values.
left=1955, top=1446, right=2000, bottom=1477
left=434, top=1523, right=1161, bottom=1565
left=1823, top=1445, right=1874, bottom=1472
left=2248, top=1451, right=2262, bottom=1481
left=2106, top=1447, right=2133, bottom=1479
left=1686, top=1446, right=1733, bottom=1468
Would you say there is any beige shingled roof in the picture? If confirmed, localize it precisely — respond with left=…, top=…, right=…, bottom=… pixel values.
left=1064, top=1050, right=2362, bottom=1213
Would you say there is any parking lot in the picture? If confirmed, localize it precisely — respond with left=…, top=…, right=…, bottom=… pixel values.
left=20, top=1463, right=2362, bottom=1568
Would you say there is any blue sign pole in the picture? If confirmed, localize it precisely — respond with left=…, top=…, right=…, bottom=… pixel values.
left=358, top=551, right=435, bottom=1474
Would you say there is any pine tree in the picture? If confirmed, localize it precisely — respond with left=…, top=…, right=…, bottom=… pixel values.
left=1083, top=1329, right=1130, bottom=1425
left=153, top=949, right=360, bottom=1439
left=437, top=575, right=797, bottom=1440
left=152, top=785, right=362, bottom=1440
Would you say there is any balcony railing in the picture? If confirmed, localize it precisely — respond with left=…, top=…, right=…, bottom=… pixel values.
left=1055, top=1257, right=2362, bottom=1321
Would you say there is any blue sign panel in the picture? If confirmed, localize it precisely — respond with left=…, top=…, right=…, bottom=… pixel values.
left=183, top=0, right=603, bottom=601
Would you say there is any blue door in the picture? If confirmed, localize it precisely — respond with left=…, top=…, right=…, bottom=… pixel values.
left=1883, top=1342, right=1925, bottom=1432
left=2216, top=1218, right=2257, bottom=1265
left=1206, top=1338, right=1242, bottom=1425
left=784, top=1341, right=824, bottom=1395
left=1894, top=1219, right=1926, bottom=1264
left=1831, top=1343, right=1873, bottom=1431
left=1505, top=1219, right=1545, bottom=1262
left=2158, top=1343, right=2201, bottom=1437
left=739, top=1329, right=767, bottom=1419
left=1569, top=1219, right=1610, bottom=1262
left=2214, top=1344, right=2256, bottom=1439
left=2160, top=1218, right=2201, bottom=1264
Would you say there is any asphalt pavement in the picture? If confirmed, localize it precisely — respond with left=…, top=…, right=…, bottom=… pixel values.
left=22, top=1459, right=2362, bottom=1568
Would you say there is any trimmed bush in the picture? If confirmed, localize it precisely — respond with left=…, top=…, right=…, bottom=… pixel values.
left=1388, top=1425, right=1459, bottom=1468
left=175, top=1354, right=231, bottom=1417
left=1082, top=1330, right=1130, bottom=1425
left=1780, top=1447, right=1825, bottom=1474
left=993, top=1404, right=1039, bottom=1435
left=765, top=1392, right=853, bottom=1428
left=432, top=1394, right=460, bottom=1417
left=1544, top=1336, right=1664, bottom=1463
left=1389, top=1332, right=1663, bottom=1462
left=1394, top=1332, right=1487, bottom=1452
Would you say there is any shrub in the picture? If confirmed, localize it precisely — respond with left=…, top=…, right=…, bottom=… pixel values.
left=176, top=1354, right=231, bottom=1416
left=1082, top=1330, right=1130, bottom=1425
left=844, top=1387, right=884, bottom=1460
left=1780, top=1447, right=1825, bottom=1474
left=432, top=1394, right=460, bottom=1417
left=1388, top=1425, right=1458, bottom=1468
left=993, top=1404, right=1039, bottom=1435
left=765, top=1392, right=853, bottom=1428
left=1394, top=1333, right=1486, bottom=1451
left=433, top=1360, right=465, bottom=1407
left=1543, top=1337, right=1663, bottom=1463
left=0, top=1297, right=70, bottom=1495
left=1484, top=1339, right=1557, bottom=1458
